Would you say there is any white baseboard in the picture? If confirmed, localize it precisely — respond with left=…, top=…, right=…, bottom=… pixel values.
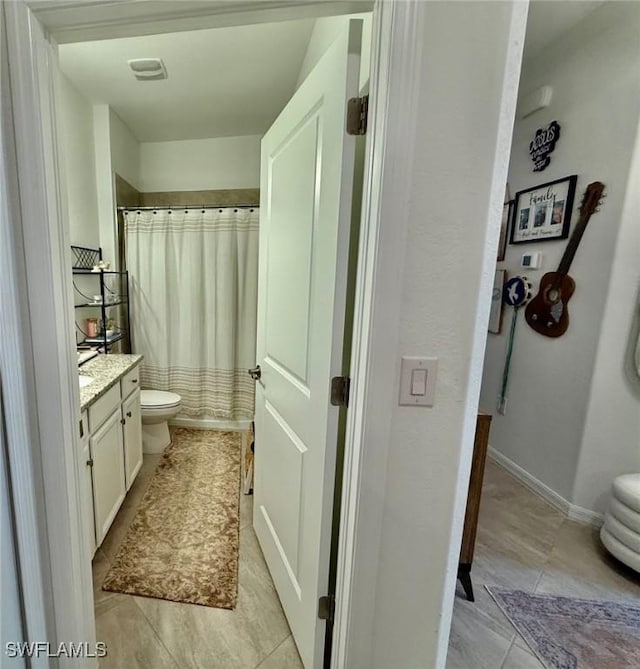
left=488, top=446, right=570, bottom=515
left=488, top=446, right=603, bottom=528
left=170, top=416, right=252, bottom=431
left=567, top=504, right=604, bottom=527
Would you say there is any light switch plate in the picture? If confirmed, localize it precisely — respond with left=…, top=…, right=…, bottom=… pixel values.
left=399, top=356, right=438, bottom=406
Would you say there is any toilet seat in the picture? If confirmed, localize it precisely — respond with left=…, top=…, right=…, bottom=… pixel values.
left=140, top=390, right=181, bottom=410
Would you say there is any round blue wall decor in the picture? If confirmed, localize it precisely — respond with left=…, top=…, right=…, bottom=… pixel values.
left=503, top=276, right=532, bottom=308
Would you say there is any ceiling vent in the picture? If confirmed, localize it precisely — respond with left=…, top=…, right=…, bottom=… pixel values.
left=128, top=58, right=167, bottom=81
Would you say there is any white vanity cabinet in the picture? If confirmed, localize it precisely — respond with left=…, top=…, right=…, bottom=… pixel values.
left=121, top=381, right=142, bottom=490
left=90, top=408, right=126, bottom=545
left=82, top=362, right=143, bottom=550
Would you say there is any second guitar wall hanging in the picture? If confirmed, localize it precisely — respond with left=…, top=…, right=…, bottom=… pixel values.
left=525, top=181, right=606, bottom=337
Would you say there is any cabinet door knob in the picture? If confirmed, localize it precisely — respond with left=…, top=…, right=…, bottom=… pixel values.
left=126, top=411, right=132, bottom=418
left=132, top=379, right=138, bottom=383
left=86, top=459, right=94, bottom=467
left=120, top=418, right=126, bottom=425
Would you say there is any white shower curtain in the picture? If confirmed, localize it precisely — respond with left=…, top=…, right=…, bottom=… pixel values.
left=125, top=207, right=259, bottom=419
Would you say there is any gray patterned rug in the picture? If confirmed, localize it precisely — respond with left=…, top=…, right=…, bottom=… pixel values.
left=487, top=587, right=640, bottom=668
left=103, top=428, right=241, bottom=608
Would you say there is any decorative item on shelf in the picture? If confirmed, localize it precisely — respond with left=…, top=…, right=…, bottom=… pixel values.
left=488, top=270, right=506, bottom=334
left=525, top=181, right=606, bottom=338
left=105, top=318, right=119, bottom=339
left=86, top=318, right=98, bottom=338
left=529, top=120, right=561, bottom=172
left=510, top=175, right=577, bottom=244
left=497, top=275, right=533, bottom=415
left=91, top=259, right=111, bottom=272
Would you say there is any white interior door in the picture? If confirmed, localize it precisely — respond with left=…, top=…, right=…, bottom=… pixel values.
left=253, top=20, right=362, bottom=669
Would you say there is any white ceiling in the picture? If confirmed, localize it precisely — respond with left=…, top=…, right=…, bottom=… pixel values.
left=523, top=1, right=604, bottom=65
left=59, top=1, right=604, bottom=144
left=59, top=19, right=315, bottom=142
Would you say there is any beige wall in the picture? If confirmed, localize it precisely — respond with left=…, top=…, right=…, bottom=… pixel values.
left=139, top=135, right=261, bottom=192
left=58, top=75, right=100, bottom=248
left=480, top=2, right=640, bottom=512
left=109, top=109, right=141, bottom=191
left=297, top=13, right=372, bottom=93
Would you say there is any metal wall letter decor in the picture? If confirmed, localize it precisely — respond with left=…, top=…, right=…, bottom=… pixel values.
left=529, top=120, right=561, bottom=172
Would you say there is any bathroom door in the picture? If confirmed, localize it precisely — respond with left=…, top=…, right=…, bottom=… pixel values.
left=253, top=20, right=362, bottom=669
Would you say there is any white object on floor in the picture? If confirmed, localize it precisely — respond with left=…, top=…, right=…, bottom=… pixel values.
left=140, top=390, right=181, bottom=453
left=601, top=473, right=640, bottom=573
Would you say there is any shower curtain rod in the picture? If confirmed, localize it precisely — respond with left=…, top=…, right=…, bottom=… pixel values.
left=118, top=204, right=258, bottom=211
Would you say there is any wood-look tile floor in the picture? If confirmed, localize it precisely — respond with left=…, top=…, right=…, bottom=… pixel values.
left=96, top=454, right=640, bottom=669
left=447, top=459, right=640, bottom=668
left=93, top=454, right=303, bottom=669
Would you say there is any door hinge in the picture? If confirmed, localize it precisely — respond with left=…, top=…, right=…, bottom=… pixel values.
left=346, top=95, right=368, bottom=135
left=330, top=376, right=350, bottom=407
left=318, top=594, right=335, bottom=622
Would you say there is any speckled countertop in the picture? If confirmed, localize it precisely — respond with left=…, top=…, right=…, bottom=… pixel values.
left=79, top=354, right=143, bottom=411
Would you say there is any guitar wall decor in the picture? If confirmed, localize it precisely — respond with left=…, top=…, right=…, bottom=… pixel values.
left=524, top=181, right=605, bottom=338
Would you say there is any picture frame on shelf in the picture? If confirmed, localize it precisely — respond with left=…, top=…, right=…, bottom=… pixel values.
left=510, top=175, right=577, bottom=244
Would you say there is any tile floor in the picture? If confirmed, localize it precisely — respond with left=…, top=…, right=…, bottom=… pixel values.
left=94, top=452, right=640, bottom=669
left=93, top=453, right=303, bottom=669
left=447, top=459, right=640, bottom=668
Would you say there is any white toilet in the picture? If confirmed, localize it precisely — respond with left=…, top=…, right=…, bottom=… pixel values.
left=140, top=390, right=182, bottom=454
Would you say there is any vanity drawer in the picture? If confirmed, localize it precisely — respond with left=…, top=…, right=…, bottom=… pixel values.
left=121, top=366, right=140, bottom=400
left=88, top=384, right=121, bottom=433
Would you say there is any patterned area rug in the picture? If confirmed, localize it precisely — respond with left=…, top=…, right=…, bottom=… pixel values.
left=103, top=428, right=241, bottom=608
left=487, top=587, right=640, bottom=668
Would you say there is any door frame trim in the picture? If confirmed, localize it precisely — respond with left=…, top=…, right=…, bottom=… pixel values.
left=2, top=3, right=95, bottom=666
left=330, top=2, right=427, bottom=666
left=2, top=1, right=396, bottom=667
